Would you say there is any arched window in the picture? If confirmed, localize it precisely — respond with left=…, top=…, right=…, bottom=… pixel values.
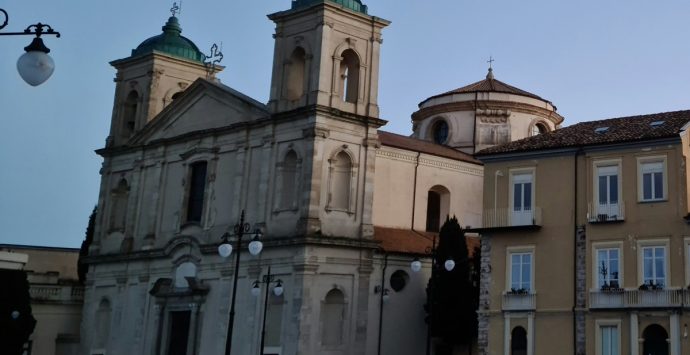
left=328, top=151, right=353, bottom=211
left=123, top=91, right=138, bottom=137
left=109, top=178, right=129, bottom=232
left=530, top=122, right=548, bottom=137
left=186, top=161, right=208, bottom=223
left=321, top=289, right=346, bottom=346
left=511, top=326, right=527, bottom=355
left=286, top=47, right=307, bottom=101
left=339, top=49, right=360, bottom=103
left=642, top=324, right=668, bottom=355
left=426, top=185, right=450, bottom=232
left=278, top=150, right=299, bottom=210
left=94, top=299, right=112, bottom=349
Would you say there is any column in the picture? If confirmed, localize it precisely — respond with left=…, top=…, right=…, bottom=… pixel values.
left=503, top=314, right=510, bottom=355
left=670, top=312, right=680, bottom=355
left=630, top=312, right=639, bottom=355
left=527, top=312, right=534, bottom=355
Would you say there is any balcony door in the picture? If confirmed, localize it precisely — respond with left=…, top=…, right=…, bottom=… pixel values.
left=511, top=172, right=533, bottom=226
left=596, top=165, right=619, bottom=218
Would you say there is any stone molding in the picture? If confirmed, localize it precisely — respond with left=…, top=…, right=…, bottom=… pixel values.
left=412, top=100, right=563, bottom=126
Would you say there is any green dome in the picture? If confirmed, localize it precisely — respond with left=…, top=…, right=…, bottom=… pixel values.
left=291, top=0, right=368, bottom=14
left=131, top=16, right=205, bottom=63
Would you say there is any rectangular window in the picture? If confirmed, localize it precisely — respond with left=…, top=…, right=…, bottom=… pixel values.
left=511, top=171, right=534, bottom=226
left=597, top=165, right=619, bottom=213
left=510, top=252, right=532, bottom=291
left=642, top=246, right=666, bottom=287
left=597, top=248, right=620, bottom=288
left=600, top=325, right=619, bottom=355
left=186, top=161, right=207, bottom=223
left=639, top=158, right=665, bottom=202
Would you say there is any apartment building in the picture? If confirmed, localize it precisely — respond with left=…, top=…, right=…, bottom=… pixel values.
left=473, top=110, right=690, bottom=355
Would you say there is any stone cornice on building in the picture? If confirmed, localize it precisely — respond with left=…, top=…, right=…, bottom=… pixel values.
left=411, top=99, right=564, bottom=126
left=97, top=104, right=387, bottom=158
left=82, top=235, right=381, bottom=265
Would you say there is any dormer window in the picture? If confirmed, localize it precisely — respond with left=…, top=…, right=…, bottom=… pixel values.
left=432, top=120, right=449, bottom=145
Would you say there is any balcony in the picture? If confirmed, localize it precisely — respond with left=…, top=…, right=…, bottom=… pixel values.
left=589, top=288, right=683, bottom=309
left=474, top=207, right=542, bottom=232
left=30, top=284, right=84, bottom=303
left=502, top=292, right=536, bottom=311
left=587, top=202, right=625, bottom=223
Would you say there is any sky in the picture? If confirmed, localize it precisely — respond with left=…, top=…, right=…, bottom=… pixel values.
left=1, top=0, right=689, bottom=248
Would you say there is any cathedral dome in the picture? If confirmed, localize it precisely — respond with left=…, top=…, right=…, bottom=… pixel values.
left=419, top=68, right=548, bottom=106
left=412, top=68, right=563, bottom=154
left=291, top=0, right=368, bottom=14
left=131, top=16, right=205, bottom=63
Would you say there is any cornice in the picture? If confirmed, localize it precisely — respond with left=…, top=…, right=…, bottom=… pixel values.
left=412, top=100, right=564, bottom=125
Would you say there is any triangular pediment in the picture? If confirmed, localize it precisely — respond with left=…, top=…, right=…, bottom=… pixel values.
left=132, top=79, right=269, bottom=145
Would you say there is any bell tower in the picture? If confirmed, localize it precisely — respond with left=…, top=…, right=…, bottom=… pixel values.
left=267, top=0, right=389, bottom=118
left=106, top=13, right=220, bottom=147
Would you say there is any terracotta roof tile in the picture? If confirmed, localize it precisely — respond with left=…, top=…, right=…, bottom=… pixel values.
left=378, top=131, right=482, bottom=165
left=476, top=110, right=690, bottom=156
left=419, top=71, right=547, bottom=107
left=373, top=226, right=479, bottom=257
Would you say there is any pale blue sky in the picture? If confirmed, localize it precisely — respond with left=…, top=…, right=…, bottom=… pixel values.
left=1, top=1, right=689, bottom=247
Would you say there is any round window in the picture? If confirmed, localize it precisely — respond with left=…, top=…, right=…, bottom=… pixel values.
left=390, top=270, right=410, bottom=292
left=432, top=120, right=449, bottom=144
left=530, top=122, right=548, bottom=136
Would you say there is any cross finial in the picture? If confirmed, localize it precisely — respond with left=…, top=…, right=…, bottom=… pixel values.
left=170, top=2, right=181, bottom=17
left=487, top=56, right=495, bottom=70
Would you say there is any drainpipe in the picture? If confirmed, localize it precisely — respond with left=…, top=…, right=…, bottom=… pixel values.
left=411, top=152, right=421, bottom=230
left=573, top=147, right=583, bottom=355
left=494, top=170, right=504, bottom=213
left=377, top=252, right=389, bottom=355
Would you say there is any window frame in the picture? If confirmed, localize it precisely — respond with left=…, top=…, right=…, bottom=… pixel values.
left=592, top=242, right=624, bottom=291
left=185, top=161, right=208, bottom=224
left=592, top=159, right=622, bottom=216
left=595, top=319, right=622, bottom=355
left=506, top=245, right=535, bottom=293
left=509, top=168, right=536, bottom=226
left=685, top=238, right=690, bottom=287
left=636, top=155, right=667, bottom=203
left=637, top=239, right=670, bottom=288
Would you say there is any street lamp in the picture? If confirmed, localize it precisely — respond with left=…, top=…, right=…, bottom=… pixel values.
left=0, top=9, right=61, bottom=86
left=218, top=210, right=263, bottom=355
left=410, top=233, right=455, bottom=355
left=251, top=266, right=283, bottom=355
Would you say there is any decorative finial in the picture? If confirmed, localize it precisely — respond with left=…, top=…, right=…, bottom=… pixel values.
left=204, top=43, right=224, bottom=79
left=170, top=2, right=181, bottom=17
left=486, top=56, right=495, bottom=80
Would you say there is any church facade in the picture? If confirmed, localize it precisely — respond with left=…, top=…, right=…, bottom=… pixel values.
left=79, top=1, right=563, bottom=354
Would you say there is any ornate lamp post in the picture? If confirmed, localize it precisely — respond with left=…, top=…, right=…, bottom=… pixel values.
left=218, top=210, right=264, bottom=355
left=0, top=9, right=60, bottom=86
left=410, top=233, right=455, bottom=355
left=251, top=266, right=283, bottom=355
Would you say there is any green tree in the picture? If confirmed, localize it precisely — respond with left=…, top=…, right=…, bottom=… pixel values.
left=0, top=269, right=36, bottom=355
left=78, top=206, right=97, bottom=283
left=427, top=216, right=478, bottom=354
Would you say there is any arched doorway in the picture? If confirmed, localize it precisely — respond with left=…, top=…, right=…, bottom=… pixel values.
left=511, top=326, right=527, bottom=355
left=642, top=324, right=669, bottom=355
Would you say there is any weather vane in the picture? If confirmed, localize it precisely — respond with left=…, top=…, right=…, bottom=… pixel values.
left=170, top=2, right=181, bottom=17
left=204, top=42, right=223, bottom=79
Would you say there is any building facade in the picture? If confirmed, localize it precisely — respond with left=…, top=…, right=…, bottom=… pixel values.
left=1, top=244, right=83, bottom=355
left=475, top=110, right=690, bottom=355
